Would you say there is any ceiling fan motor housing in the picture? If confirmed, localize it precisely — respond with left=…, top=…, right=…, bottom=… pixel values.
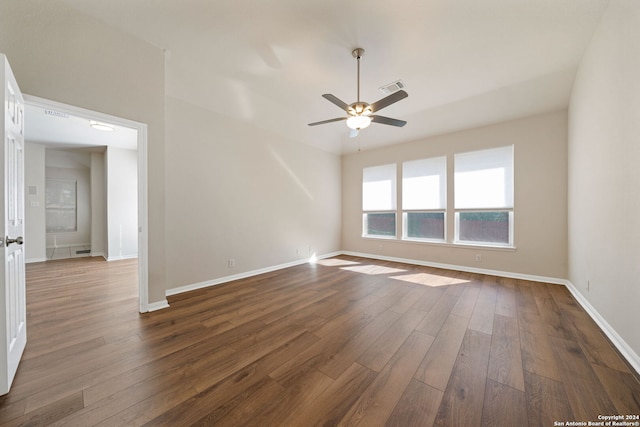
left=348, top=102, right=372, bottom=117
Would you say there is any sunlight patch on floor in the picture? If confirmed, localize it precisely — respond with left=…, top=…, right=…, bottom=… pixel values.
left=315, top=259, right=360, bottom=267
left=390, top=272, right=469, bottom=287
left=340, top=265, right=407, bottom=275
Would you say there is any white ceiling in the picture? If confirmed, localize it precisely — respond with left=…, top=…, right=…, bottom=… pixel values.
left=25, top=103, right=138, bottom=150
left=57, top=0, right=609, bottom=154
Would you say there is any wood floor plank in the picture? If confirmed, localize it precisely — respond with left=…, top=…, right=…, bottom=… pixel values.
left=550, top=335, right=618, bottom=420
left=562, top=306, right=631, bottom=373
left=141, top=331, right=318, bottom=426
left=281, top=362, right=377, bottom=426
left=487, top=314, right=525, bottom=391
left=531, top=283, right=575, bottom=340
left=2, top=392, right=84, bottom=427
left=0, top=255, right=634, bottom=426
left=316, top=309, right=401, bottom=379
left=357, top=308, right=427, bottom=372
left=592, top=363, right=640, bottom=414
left=468, top=279, right=498, bottom=334
left=451, top=283, right=481, bottom=318
left=385, top=379, right=443, bottom=427
left=433, top=329, right=492, bottom=427
left=481, top=379, right=527, bottom=427
left=414, top=313, right=469, bottom=391
left=524, top=370, right=574, bottom=427
left=415, top=291, right=463, bottom=336
left=388, top=287, right=427, bottom=314
left=493, top=277, right=517, bottom=318
left=337, top=331, right=435, bottom=426
left=519, top=310, right=562, bottom=381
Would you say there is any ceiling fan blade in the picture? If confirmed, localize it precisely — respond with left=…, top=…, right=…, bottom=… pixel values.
left=350, top=128, right=359, bottom=138
left=371, top=115, right=407, bottom=127
left=322, top=94, right=349, bottom=111
left=370, top=90, right=408, bottom=113
left=308, top=117, right=347, bottom=126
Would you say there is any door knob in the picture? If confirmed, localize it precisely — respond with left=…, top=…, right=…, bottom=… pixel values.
left=6, top=236, right=23, bottom=246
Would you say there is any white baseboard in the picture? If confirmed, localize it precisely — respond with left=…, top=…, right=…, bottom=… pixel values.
left=341, top=251, right=567, bottom=285
left=564, top=280, right=640, bottom=375
left=106, top=254, right=139, bottom=262
left=146, top=299, right=170, bottom=312
left=165, top=251, right=342, bottom=298
left=91, top=252, right=106, bottom=260
left=26, top=258, right=47, bottom=264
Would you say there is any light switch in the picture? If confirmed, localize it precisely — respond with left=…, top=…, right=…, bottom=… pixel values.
left=30, top=201, right=39, bottom=208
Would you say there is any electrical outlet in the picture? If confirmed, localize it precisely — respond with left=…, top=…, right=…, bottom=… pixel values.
left=475, top=254, right=482, bottom=262
left=587, top=279, right=590, bottom=291
left=228, top=259, right=235, bottom=268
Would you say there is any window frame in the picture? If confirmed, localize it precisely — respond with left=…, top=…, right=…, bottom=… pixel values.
left=454, top=209, right=514, bottom=247
left=402, top=210, right=446, bottom=242
left=453, top=145, right=515, bottom=247
left=362, top=211, right=398, bottom=239
left=362, top=163, right=397, bottom=239
left=400, top=156, right=447, bottom=243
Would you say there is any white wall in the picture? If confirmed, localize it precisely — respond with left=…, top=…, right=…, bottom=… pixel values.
left=0, top=1, right=167, bottom=302
left=106, top=147, right=137, bottom=260
left=164, top=96, right=342, bottom=290
left=342, top=111, right=568, bottom=280
left=568, top=0, right=640, bottom=362
left=45, top=149, right=91, bottom=248
left=24, top=143, right=46, bottom=262
left=90, top=151, right=106, bottom=257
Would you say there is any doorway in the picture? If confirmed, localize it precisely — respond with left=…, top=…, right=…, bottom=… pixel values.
left=23, top=95, right=150, bottom=312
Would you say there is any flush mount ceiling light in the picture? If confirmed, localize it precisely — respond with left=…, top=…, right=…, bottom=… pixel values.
left=89, top=120, right=114, bottom=132
left=308, top=48, right=408, bottom=137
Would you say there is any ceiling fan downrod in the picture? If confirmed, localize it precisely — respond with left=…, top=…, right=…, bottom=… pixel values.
left=352, top=48, right=365, bottom=103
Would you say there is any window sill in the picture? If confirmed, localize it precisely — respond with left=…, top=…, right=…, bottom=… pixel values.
left=362, top=236, right=516, bottom=251
left=362, top=234, right=397, bottom=240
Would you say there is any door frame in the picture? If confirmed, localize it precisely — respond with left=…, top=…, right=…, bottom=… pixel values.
left=23, top=95, right=150, bottom=312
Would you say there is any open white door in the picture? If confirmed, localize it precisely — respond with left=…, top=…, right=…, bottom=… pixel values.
left=0, top=54, right=26, bottom=396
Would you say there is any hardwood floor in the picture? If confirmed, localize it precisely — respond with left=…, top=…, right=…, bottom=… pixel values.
left=0, top=255, right=638, bottom=426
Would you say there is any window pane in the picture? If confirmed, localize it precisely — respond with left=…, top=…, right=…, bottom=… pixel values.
left=363, top=164, right=396, bottom=211
left=402, top=157, right=446, bottom=210
left=458, top=212, right=509, bottom=244
left=455, top=145, right=513, bottom=209
left=46, top=179, right=77, bottom=233
left=406, top=212, right=444, bottom=240
left=365, top=213, right=396, bottom=237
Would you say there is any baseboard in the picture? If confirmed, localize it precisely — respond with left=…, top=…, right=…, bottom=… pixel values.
left=341, top=251, right=567, bottom=285
left=106, top=254, right=139, bottom=262
left=146, top=299, right=170, bottom=312
left=91, top=252, right=106, bottom=259
left=26, top=258, right=47, bottom=264
left=564, top=280, right=640, bottom=375
left=165, top=251, right=342, bottom=298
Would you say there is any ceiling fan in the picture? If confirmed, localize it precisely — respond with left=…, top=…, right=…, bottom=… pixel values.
left=308, top=48, right=408, bottom=137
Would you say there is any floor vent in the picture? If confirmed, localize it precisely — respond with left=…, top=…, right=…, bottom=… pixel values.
left=76, top=249, right=91, bottom=254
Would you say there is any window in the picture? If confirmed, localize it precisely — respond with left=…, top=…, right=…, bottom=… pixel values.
left=454, top=145, right=513, bottom=246
left=402, top=157, right=446, bottom=241
left=363, top=164, right=396, bottom=237
left=46, top=179, right=77, bottom=233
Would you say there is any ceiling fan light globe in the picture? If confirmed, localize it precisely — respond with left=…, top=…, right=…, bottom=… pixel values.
left=346, top=115, right=372, bottom=130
